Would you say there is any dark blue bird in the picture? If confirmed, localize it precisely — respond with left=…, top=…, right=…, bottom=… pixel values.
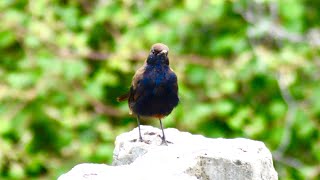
left=117, top=43, right=179, bottom=145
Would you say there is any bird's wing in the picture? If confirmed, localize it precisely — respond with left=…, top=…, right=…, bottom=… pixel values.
left=131, top=66, right=145, bottom=89
left=167, top=68, right=178, bottom=93
left=129, top=65, right=146, bottom=102
left=117, top=65, right=146, bottom=102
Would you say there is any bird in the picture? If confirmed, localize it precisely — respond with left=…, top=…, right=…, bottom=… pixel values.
left=117, top=43, right=179, bottom=145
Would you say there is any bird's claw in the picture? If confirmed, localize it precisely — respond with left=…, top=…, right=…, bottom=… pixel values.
left=160, top=137, right=173, bottom=146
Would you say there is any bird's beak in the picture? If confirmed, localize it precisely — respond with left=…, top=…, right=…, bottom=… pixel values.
left=158, top=49, right=168, bottom=55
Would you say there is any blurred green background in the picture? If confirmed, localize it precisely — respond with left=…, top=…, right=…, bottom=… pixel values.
left=0, top=0, right=319, bottom=179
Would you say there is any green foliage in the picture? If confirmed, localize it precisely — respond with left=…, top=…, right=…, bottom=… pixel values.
left=0, top=0, right=319, bottom=179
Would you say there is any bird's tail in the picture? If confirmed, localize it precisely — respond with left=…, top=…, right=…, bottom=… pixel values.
left=117, top=93, right=129, bottom=102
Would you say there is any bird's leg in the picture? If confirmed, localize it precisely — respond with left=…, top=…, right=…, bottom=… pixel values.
left=137, top=116, right=143, bottom=142
left=159, top=118, right=168, bottom=146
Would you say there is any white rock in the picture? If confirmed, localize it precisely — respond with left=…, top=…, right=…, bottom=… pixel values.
left=59, top=125, right=278, bottom=180
left=58, top=163, right=195, bottom=180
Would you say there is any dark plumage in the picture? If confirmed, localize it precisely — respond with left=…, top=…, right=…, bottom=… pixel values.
left=117, top=43, right=179, bottom=145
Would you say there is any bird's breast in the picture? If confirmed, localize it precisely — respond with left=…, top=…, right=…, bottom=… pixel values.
left=144, top=66, right=168, bottom=85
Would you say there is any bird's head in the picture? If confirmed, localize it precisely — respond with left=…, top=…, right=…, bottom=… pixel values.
left=146, top=43, right=169, bottom=66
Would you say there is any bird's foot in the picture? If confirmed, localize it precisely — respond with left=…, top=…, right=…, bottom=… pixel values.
left=160, top=139, right=173, bottom=146
left=160, top=139, right=168, bottom=146
left=138, top=136, right=143, bottom=142
left=160, top=136, right=173, bottom=146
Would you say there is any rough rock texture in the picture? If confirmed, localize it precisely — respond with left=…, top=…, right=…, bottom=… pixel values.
left=59, top=125, right=278, bottom=180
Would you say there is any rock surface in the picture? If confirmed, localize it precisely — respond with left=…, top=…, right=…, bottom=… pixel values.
left=58, top=125, right=278, bottom=180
